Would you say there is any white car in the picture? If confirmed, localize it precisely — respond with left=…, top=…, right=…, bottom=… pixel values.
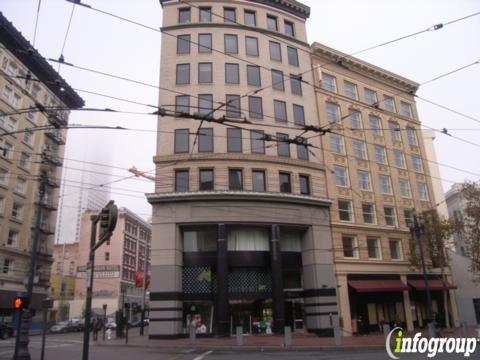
left=105, top=320, right=116, bottom=330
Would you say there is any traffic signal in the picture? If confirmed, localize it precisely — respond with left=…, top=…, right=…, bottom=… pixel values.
left=13, top=296, right=29, bottom=310
left=98, top=200, right=118, bottom=243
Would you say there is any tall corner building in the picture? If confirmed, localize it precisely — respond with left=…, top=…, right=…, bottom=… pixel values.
left=311, top=43, right=460, bottom=335
left=148, top=0, right=338, bottom=337
left=0, top=12, right=84, bottom=317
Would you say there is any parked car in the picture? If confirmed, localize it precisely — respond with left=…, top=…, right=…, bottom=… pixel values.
left=0, top=323, right=14, bottom=340
left=128, top=319, right=142, bottom=328
left=70, top=317, right=85, bottom=332
left=49, top=321, right=76, bottom=334
left=105, top=320, right=116, bottom=330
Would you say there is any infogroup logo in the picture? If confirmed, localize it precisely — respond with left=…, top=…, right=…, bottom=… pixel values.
left=385, top=327, right=478, bottom=359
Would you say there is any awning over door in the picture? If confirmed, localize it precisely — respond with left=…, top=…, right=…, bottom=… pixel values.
left=348, top=280, right=409, bottom=293
left=407, top=279, right=456, bottom=291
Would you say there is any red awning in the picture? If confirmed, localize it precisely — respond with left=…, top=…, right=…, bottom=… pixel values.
left=408, top=279, right=456, bottom=290
left=348, top=280, right=409, bottom=293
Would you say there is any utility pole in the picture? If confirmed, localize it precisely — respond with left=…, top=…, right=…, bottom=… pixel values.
left=13, top=173, right=47, bottom=360
left=140, top=240, right=148, bottom=336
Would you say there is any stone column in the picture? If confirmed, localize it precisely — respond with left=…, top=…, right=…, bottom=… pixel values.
left=270, top=224, right=285, bottom=334
left=216, top=224, right=229, bottom=336
left=401, top=275, right=414, bottom=331
left=448, top=289, right=460, bottom=327
left=336, top=274, right=352, bottom=336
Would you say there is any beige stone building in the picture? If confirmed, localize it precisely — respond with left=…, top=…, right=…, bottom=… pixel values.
left=311, top=42, right=460, bottom=335
left=0, top=12, right=83, bottom=319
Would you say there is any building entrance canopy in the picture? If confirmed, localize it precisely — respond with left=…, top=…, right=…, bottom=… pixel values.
left=407, top=280, right=456, bottom=291
left=348, top=280, right=409, bottom=293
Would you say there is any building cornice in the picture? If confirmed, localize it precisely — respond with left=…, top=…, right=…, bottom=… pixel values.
left=147, top=190, right=332, bottom=207
left=311, top=42, right=419, bottom=94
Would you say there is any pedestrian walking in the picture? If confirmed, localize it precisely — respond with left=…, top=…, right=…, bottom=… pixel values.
left=93, top=318, right=103, bottom=341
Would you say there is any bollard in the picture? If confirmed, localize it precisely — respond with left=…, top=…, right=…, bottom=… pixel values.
left=189, top=324, right=196, bottom=346
left=382, top=323, right=391, bottom=340
left=427, top=322, right=437, bottom=338
left=236, top=326, right=243, bottom=346
left=284, top=326, right=292, bottom=348
left=461, top=321, right=468, bottom=337
left=333, top=316, right=342, bottom=347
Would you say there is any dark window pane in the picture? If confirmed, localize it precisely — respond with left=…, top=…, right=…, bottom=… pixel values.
left=279, top=172, right=291, bottom=193
left=244, top=10, right=256, bottom=26
left=227, top=128, right=242, bottom=152
left=273, top=100, right=287, bottom=122
left=248, top=96, right=263, bottom=119
left=272, top=70, right=284, bottom=91
left=299, top=175, right=310, bottom=195
left=199, top=169, right=214, bottom=190
left=177, top=35, right=190, bottom=54
left=224, top=8, right=236, bottom=23
left=293, top=104, right=305, bottom=125
left=225, top=34, right=238, bottom=54
left=198, top=34, right=212, bottom=53
left=297, top=141, right=308, bottom=160
left=174, top=129, right=189, bottom=153
left=175, top=170, right=189, bottom=192
left=198, top=94, right=213, bottom=116
left=247, top=65, right=261, bottom=86
left=290, top=75, right=302, bottom=95
left=287, top=47, right=299, bottom=66
left=179, top=8, right=191, bottom=24
left=284, top=21, right=295, bottom=36
left=198, top=63, right=212, bottom=83
left=176, top=64, right=190, bottom=85
left=245, top=36, right=259, bottom=56
left=276, top=133, right=290, bottom=157
left=198, top=128, right=213, bottom=152
left=229, top=169, right=243, bottom=190
left=199, top=7, right=211, bottom=22
left=250, top=130, right=265, bottom=154
left=267, top=15, right=278, bottom=31
left=175, top=95, right=190, bottom=115
left=225, top=63, right=240, bottom=84
left=252, top=170, right=266, bottom=192
left=226, top=95, right=241, bottom=118
left=269, top=41, right=281, bottom=61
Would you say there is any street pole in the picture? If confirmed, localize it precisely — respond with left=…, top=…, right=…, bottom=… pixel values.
left=13, top=174, right=47, bottom=360
left=140, top=242, right=148, bottom=336
left=40, top=299, right=53, bottom=360
left=102, top=304, right=107, bottom=341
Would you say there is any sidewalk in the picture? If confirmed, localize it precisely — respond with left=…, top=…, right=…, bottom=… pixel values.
left=95, top=326, right=479, bottom=351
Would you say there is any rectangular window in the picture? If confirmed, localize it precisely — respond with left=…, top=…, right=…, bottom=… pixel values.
left=224, top=8, right=236, bottom=23
left=406, top=127, right=418, bottom=145
left=290, top=75, right=302, bottom=95
left=357, top=170, right=371, bottom=190
left=412, top=155, right=423, bottom=173
left=388, top=121, right=401, bottom=141
left=19, top=152, right=30, bottom=169
left=248, top=96, right=263, bottom=119
left=105, top=252, right=110, bottom=261
left=344, top=81, right=358, bottom=100
left=0, top=168, right=7, bottom=185
left=229, top=169, right=243, bottom=190
left=2, top=259, right=12, bottom=274
left=334, top=165, right=349, bottom=187
left=226, top=95, right=241, bottom=118
left=400, top=101, right=412, bottom=117
left=267, top=15, right=278, bottom=31
left=296, top=142, right=309, bottom=160
left=224, top=34, right=238, bottom=54
left=175, top=170, right=189, bottom=192
left=199, top=169, right=214, bottom=190
left=367, top=238, right=381, bottom=259
left=269, top=41, right=281, bottom=61
left=364, top=88, right=377, bottom=106
left=11, top=203, right=23, bottom=220
left=198, top=33, right=212, bottom=53
left=176, top=64, right=190, bottom=85
left=374, top=145, right=387, bottom=164
left=383, top=95, right=395, bottom=112
left=352, top=140, right=367, bottom=160
left=244, top=10, right=256, bottom=26
left=15, top=177, right=26, bottom=194
left=178, top=8, right=191, bottom=24
left=23, top=130, right=33, bottom=145
left=292, top=104, right=305, bottom=125
left=369, top=115, right=382, bottom=136
left=252, top=170, right=266, bottom=192
left=384, top=206, right=397, bottom=226
left=198, top=62, right=213, bottom=83
left=330, top=134, right=345, bottom=154
left=245, top=36, right=259, bottom=56
left=198, top=128, right=213, bottom=152
left=199, top=7, right=212, bottom=22
left=349, top=109, right=362, bottom=129
left=399, top=178, right=411, bottom=198
left=7, top=230, right=18, bottom=246
left=279, top=172, right=291, bottom=193
left=227, top=128, right=242, bottom=152
left=342, top=236, right=358, bottom=258
left=247, top=65, right=261, bottom=86
left=177, top=34, right=190, bottom=54
left=225, top=63, right=240, bottom=84
left=276, top=133, right=290, bottom=157
left=326, top=102, right=340, bottom=123
left=299, top=175, right=310, bottom=195
left=389, top=240, right=402, bottom=260
left=174, top=129, right=189, bottom=153
left=322, top=73, right=336, bottom=92
left=287, top=46, right=299, bottom=66
left=362, top=203, right=376, bottom=224
left=284, top=20, right=295, bottom=36
left=250, top=130, right=265, bottom=154
left=273, top=100, right=287, bottom=122
left=6, top=117, right=17, bottom=132
left=379, top=175, right=392, bottom=194
left=404, top=208, right=414, bottom=227
left=338, top=200, right=353, bottom=222
left=417, top=182, right=429, bottom=200
left=198, top=94, right=213, bottom=116
left=393, top=150, right=406, bottom=168
left=175, top=95, right=190, bottom=115
left=271, top=70, right=284, bottom=91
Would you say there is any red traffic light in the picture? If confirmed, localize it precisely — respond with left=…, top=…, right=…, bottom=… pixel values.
left=13, top=296, right=29, bottom=310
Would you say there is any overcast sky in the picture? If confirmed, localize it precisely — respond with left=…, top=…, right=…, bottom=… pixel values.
left=1, top=0, right=479, bottom=219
